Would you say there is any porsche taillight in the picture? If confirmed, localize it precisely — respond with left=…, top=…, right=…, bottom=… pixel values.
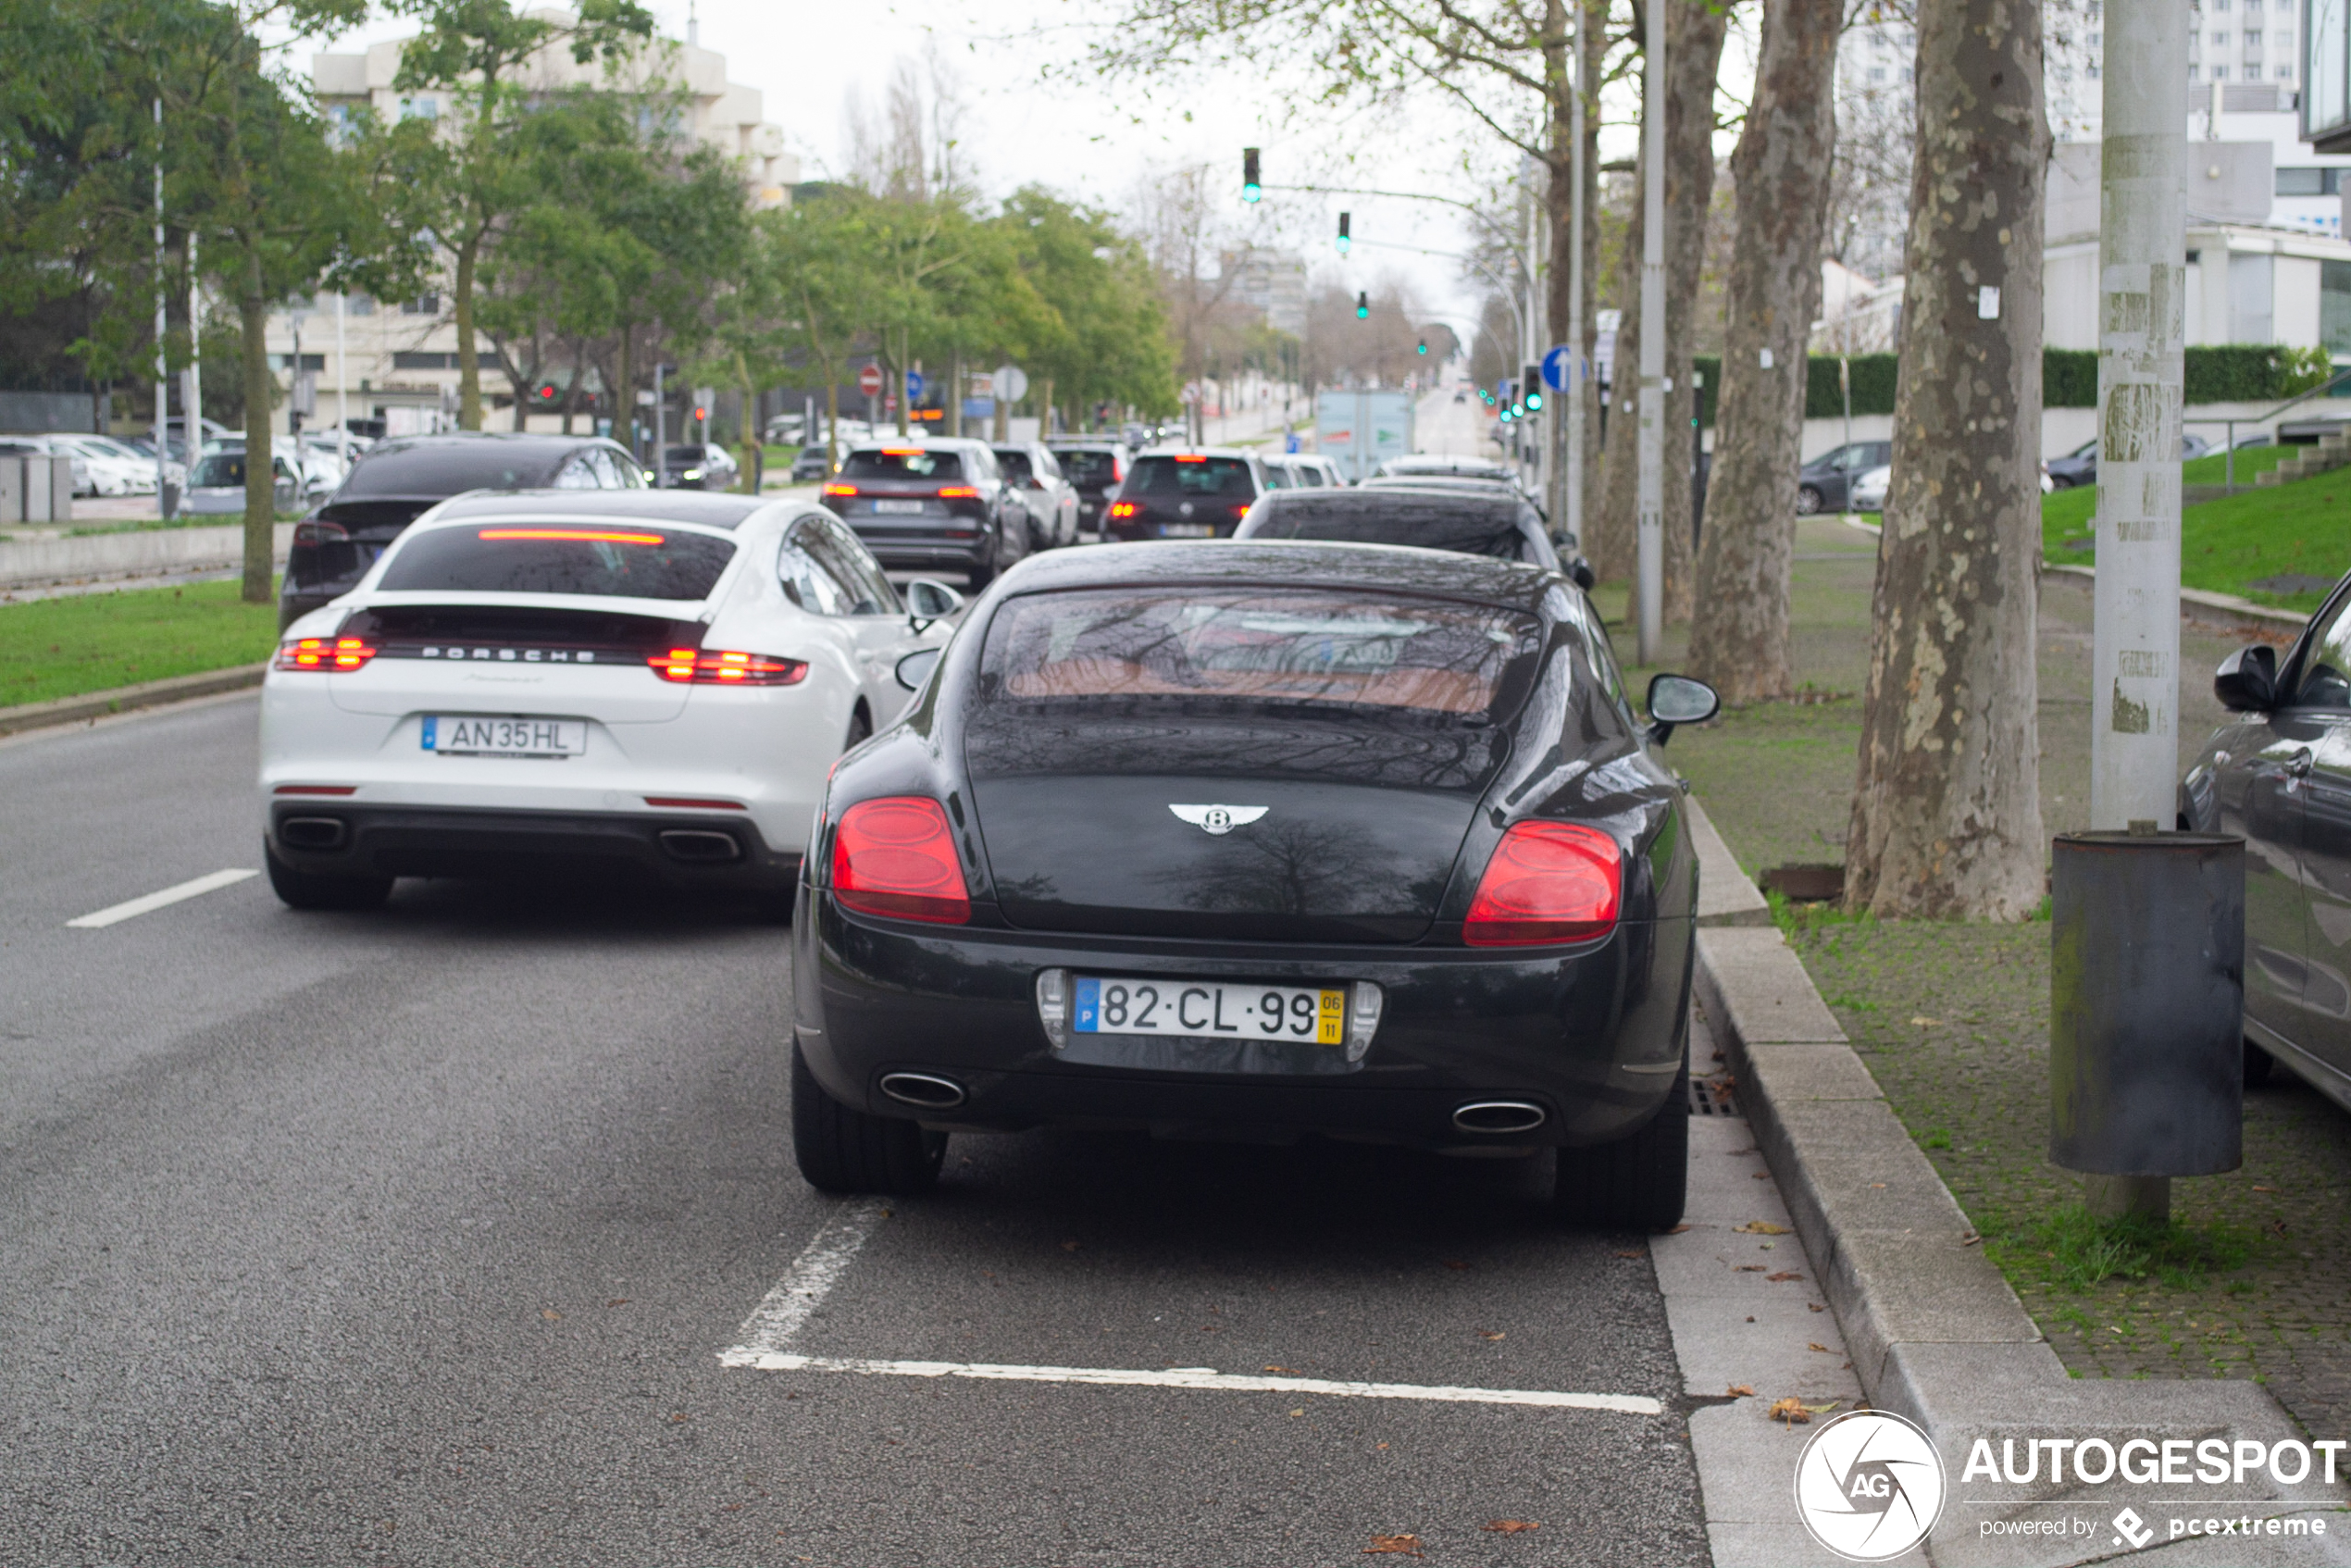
left=275, top=635, right=376, bottom=672
left=1462, top=822, right=1622, bottom=946
left=830, top=797, right=970, bottom=924
left=647, top=648, right=810, bottom=685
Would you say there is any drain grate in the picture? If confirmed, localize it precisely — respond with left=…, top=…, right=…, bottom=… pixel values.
left=1690, top=1075, right=1738, bottom=1116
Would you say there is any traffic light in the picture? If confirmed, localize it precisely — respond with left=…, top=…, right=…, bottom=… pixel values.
left=1416, top=340, right=1428, bottom=355
left=1337, top=211, right=1351, bottom=255
left=1522, top=364, right=1543, bottom=412
left=1354, top=291, right=1369, bottom=319
left=1242, top=147, right=1261, bottom=203
left=525, top=380, right=562, bottom=409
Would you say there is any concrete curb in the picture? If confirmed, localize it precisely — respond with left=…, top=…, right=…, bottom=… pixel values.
left=1687, top=796, right=1773, bottom=927
left=2042, top=562, right=2306, bottom=642
left=1690, top=855, right=2351, bottom=1566
left=0, top=664, right=266, bottom=737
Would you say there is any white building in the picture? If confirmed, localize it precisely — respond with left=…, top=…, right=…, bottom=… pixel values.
left=270, top=10, right=797, bottom=438
left=1227, top=250, right=1309, bottom=338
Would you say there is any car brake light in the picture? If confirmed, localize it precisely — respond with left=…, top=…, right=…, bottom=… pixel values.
left=831, top=797, right=970, bottom=924
left=292, top=519, right=348, bottom=548
left=1463, top=821, right=1622, bottom=946
left=937, top=485, right=979, bottom=499
left=275, top=636, right=377, bottom=672
left=823, top=482, right=858, bottom=496
left=1175, top=454, right=1206, bottom=463
left=647, top=648, right=810, bottom=685
left=1108, top=501, right=1140, bottom=518
left=1229, top=503, right=1250, bottom=518
left=882, top=448, right=925, bottom=455
left=477, top=528, right=665, bottom=545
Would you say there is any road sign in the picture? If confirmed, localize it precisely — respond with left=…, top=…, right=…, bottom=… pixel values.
left=904, top=370, right=926, bottom=399
left=857, top=365, right=884, bottom=396
left=1542, top=344, right=1575, bottom=392
left=993, top=364, right=1029, bottom=403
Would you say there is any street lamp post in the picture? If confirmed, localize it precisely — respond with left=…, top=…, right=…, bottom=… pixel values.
left=153, top=96, right=171, bottom=516
left=1563, top=1, right=1587, bottom=553
left=1635, top=0, right=1667, bottom=663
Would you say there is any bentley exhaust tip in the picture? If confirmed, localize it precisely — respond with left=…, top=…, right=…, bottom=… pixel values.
left=878, top=1072, right=967, bottom=1110
left=1452, top=1101, right=1548, bottom=1135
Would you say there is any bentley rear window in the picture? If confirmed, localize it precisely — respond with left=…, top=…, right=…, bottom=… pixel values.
left=981, top=588, right=1538, bottom=715
left=378, top=525, right=738, bottom=601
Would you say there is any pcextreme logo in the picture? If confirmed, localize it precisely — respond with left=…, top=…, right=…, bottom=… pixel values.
left=1793, top=1409, right=1948, bottom=1562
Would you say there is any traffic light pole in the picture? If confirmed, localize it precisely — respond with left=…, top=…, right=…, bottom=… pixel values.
left=1563, top=2, right=1586, bottom=554
left=1635, top=0, right=1666, bottom=663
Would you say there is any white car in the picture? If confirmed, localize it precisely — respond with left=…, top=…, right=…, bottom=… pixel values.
left=1849, top=464, right=1890, bottom=513
left=258, top=490, right=963, bottom=913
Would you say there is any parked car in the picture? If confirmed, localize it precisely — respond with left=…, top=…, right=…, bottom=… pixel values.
left=280, top=431, right=645, bottom=629
left=2183, top=572, right=2351, bottom=1096
left=260, top=491, right=961, bottom=915
left=788, top=539, right=1719, bottom=1230
left=1236, top=484, right=1578, bottom=577
left=1044, top=440, right=1132, bottom=534
left=819, top=438, right=1027, bottom=588
left=993, top=442, right=1080, bottom=551
left=182, top=444, right=304, bottom=515
left=2, top=434, right=92, bottom=497
left=2044, top=433, right=2211, bottom=491
left=1289, top=454, right=1346, bottom=487
left=1849, top=464, right=1891, bottom=514
left=1102, top=447, right=1271, bottom=541
left=1795, top=442, right=1892, bottom=516
left=790, top=444, right=833, bottom=482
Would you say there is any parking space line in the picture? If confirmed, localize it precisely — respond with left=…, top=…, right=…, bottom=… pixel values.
left=66, top=868, right=258, bottom=928
left=726, top=1200, right=887, bottom=1356
left=715, top=1350, right=1662, bottom=1414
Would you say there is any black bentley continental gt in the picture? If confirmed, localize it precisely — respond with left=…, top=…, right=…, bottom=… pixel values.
left=788, top=541, right=1720, bottom=1229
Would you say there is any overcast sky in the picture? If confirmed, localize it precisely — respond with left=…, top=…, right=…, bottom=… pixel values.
left=315, top=0, right=1757, bottom=355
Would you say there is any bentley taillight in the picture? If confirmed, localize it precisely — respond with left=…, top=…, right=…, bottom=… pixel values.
left=1463, top=822, right=1622, bottom=946
left=275, top=636, right=377, bottom=672
left=831, top=797, right=970, bottom=924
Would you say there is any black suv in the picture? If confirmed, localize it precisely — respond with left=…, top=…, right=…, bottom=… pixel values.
left=819, top=438, right=1026, bottom=587
left=1044, top=440, right=1132, bottom=535
left=1102, top=447, right=1270, bottom=541
left=280, top=432, right=644, bottom=628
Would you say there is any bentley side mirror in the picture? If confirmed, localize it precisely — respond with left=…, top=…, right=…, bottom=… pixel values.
left=895, top=646, right=944, bottom=691
left=903, top=577, right=964, bottom=633
left=1645, top=673, right=1720, bottom=745
left=1568, top=556, right=1597, bottom=591
left=2215, top=643, right=2277, bottom=712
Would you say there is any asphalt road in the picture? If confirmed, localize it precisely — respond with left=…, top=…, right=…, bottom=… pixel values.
left=0, top=692, right=1714, bottom=1566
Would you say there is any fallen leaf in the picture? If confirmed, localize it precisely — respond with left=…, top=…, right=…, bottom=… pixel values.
left=1767, top=1271, right=1804, bottom=1282
left=1376, top=1441, right=1389, bottom=1450
left=606, top=1299, right=629, bottom=1308
left=1736, top=1221, right=1789, bottom=1235
left=1479, top=1331, right=1506, bottom=1341
left=1868, top=1182, right=1886, bottom=1189
left=1752, top=1171, right=1770, bottom=1179
left=1060, top=1239, right=1082, bottom=1252
left=1769, top=1397, right=1810, bottom=1425
left=1804, top=1400, right=1843, bottom=1414
left=1667, top=1224, right=1692, bottom=1234
left=1910, top=1015, right=1941, bottom=1027
left=1263, top=1365, right=1298, bottom=1375
left=669, top=1412, right=690, bottom=1424
left=1727, top=1384, right=1756, bottom=1398
left=1809, top=1342, right=1832, bottom=1353
left=1483, top=1519, right=1541, bottom=1534
left=1614, top=1250, right=1643, bottom=1259
left=1735, top=1264, right=1767, bottom=1273
left=541, top=1309, right=562, bottom=1322
left=1442, top=1260, right=1470, bottom=1271
left=2254, top=1184, right=2277, bottom=1192
left=1364, top=1536, right=1424, bottom=1557
left=1808, top=1302, right=1825, bottom=1313
left=1288, top=1409, right=1305, bottom=1418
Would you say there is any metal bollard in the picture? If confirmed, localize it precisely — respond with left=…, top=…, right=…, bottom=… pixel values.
left=2050, top=831, right=2245, bottom=1183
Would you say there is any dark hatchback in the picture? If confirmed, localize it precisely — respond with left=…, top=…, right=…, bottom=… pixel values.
left=1045, top=440, right=1132, bottom=533
left=1246, top=484, right=1578, bottom=574
left=1794, top=441, right=1891, bottom=516
left=1102, top=448, right=1268, bottom=541
left=280, top=432, right=643, bottom=628
left=820, top=440, right=1026, bottom=588
left=2183, top=572, right=2351, bottom=1107
left=788, top=541, right=1721, bottom=1227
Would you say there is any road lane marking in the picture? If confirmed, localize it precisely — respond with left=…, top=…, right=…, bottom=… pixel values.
left=726, top=1201, right=887, bottom=1355
left=66, top=868, right=258, bottom=928
left=715, top=1350, right=1661, bottom=1414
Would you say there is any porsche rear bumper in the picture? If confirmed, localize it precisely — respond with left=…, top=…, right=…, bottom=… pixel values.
left=268, top=802, right=800, bottom=891
left=790, top=891, right=1692, bottom=1151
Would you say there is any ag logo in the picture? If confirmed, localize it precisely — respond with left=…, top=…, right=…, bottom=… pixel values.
left=1792, top=1409, right=1946, bottom=1562
left=1168, top=803, right=1269, bottom=836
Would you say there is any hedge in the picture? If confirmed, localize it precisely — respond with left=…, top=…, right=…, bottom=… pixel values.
left=1678, top=345, right=2330, bottom=426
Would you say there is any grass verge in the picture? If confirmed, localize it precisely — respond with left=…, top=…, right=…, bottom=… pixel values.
left=2042, top=456, right=2351, bottom=615
left=0, top=579, right=280, bottom=707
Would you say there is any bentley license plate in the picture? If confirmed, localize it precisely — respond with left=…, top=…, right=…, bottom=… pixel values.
left=1073, top=977, right=1344, bottom=1044
left=422, top=716, right=587, bottom=756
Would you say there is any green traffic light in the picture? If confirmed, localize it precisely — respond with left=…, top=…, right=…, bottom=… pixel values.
left=1416, top=342, right=1427, bottom=355
left=1525, top=389, right=1544, bottom=411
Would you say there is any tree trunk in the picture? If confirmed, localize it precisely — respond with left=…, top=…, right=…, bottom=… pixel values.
left=1659, top=0, right=1728, bottom=627
left=1687, top=0, right=1840, bottom=701
left=454, top=236, right=481, bottom=430
left=1844, top=0, right=2047, bottom=918
left=1594, top=156, right=1645, bottom=587
left=237, top=258, right=275, bottom=607
left=615, top=324, right=634, bottom=464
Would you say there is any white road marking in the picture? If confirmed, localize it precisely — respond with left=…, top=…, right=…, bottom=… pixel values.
left=66, top=868, right=258, bottom=928
left=726, top=1201, right=887, bottom=1356
left=715, top=1350, right=1661, bottom=1414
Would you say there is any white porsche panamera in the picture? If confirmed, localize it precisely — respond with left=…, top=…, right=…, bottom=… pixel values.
left=258, top=489, right=961, bottom=913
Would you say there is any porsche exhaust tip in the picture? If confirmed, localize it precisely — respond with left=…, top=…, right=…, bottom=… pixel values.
left=657, top=828, right=742, bottom=863
left=1452, top=1101, right=1548, bottom=1135
left=878, top=1072, right=967, bottom=1110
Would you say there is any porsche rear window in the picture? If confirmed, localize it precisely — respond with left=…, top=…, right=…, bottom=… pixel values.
left=981, top=588, right=1538, bottom=715
left=378, top=526, right=737, bottom=601
left=841, top=449, right=964, bottom=480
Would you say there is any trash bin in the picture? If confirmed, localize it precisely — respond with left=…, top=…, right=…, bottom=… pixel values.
left=2049, top=831, right=2244, bottom=1177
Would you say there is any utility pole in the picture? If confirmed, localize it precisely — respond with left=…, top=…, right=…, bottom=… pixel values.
left=153, top=96, right=170, bottom=516
left=335, top=287, right=349, bottom=475
left=2087, top=0, right=2190, bottom=1221
left=1636, top=0, right=1667, bottom=662
left=1564, top=3, right=1586, bottom=554
left=654, top=363, right=667, bottom=479
left=185, top=233, right=200, bottom=459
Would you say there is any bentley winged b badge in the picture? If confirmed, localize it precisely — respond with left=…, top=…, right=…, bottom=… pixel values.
left=1168, top=803, right=1269, bottom=837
